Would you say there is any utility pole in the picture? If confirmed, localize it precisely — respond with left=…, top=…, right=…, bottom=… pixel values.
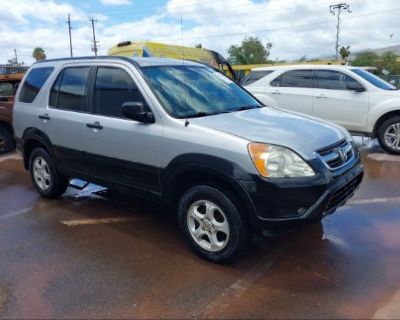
left=66, top=14, right=73, bottom=57
left=329, top=3, right=351, bottom=60
left=89, top=17, right=99, bottom=56
left=13, top=49, right=18, bottom=65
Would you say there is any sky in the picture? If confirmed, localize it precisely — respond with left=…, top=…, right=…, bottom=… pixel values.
left=0, top=0, right=399, bottom=65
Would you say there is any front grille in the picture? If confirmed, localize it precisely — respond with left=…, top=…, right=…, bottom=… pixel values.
left=317, top=139, right=354, bottom=170
left=326, top=173, right=363, bottom=211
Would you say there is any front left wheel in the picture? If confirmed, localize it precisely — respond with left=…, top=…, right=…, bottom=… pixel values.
left=29, top=148, right=69, bottom=198
left=177, top=185, right=251, bottom=263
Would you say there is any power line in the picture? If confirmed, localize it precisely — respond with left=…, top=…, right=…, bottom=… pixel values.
left=67, top=14, right=73, bottom=57
left=89, top=17, right=99, bottom=56
left=329, top=2, right=351, bottom=60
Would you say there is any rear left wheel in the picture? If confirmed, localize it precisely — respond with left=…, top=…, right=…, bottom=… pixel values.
left=29, top=148, right=69, bottom=198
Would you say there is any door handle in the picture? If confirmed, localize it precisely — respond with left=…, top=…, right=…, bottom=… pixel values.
left=86, top=122, right=103, bottom=130
left=38, top=114, right=50, bottom=120
left=272, top=90, right=281, bottom=95
left=316, top=94, right=327, bottom=99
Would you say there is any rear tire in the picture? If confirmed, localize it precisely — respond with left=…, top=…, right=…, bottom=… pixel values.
left=0, top=125, right=15, bottom=155
left=177, top=185, right=251, bottom=263
left=377, top=116, right=400, bottom=155
left=29, top=148, right=69, bottom=198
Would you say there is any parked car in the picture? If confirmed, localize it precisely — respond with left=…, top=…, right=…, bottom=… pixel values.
left=0, top=73, right=23, bottom=154
left=13, top=57, right=363, bottom=263
left=244, top=65, right=400, bottom=154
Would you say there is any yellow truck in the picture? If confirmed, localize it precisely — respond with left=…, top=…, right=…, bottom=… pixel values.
left=108, top=41, right=237, bottom=80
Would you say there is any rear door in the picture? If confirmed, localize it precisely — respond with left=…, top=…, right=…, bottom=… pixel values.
left=313, top=70, right=369, bottom=131
left=265, top=69, right=314, bottom=115
left=41, top=66, right=90, bottom=174
left=83, top=64, right=163, bottom=193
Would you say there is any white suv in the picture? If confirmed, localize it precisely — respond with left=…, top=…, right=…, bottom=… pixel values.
left=244, top=65, right=400, bottom=154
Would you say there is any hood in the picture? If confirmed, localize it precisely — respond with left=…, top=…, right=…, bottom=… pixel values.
left=189, top=107, right=347, bottom=159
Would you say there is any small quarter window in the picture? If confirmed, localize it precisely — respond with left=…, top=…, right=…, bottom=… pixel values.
left=19, top=67, right=54, bottom=103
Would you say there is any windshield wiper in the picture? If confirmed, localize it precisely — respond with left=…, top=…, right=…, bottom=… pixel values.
left=230, top=105, right=263, bottom=112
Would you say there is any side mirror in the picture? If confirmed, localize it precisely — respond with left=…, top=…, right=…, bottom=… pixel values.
left=347, top=82, right=366, bottom=92
left=121, top=102, right=154, bottom=123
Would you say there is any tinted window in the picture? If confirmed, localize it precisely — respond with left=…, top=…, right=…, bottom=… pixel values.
left=94, top=67, right=146, bottom=118
left=279, top=70, right=313, bottom=88
left=315, top=70, right=362, bottom=90
left=241, top=70, right=273, bottom=86
left=19, top=67, right=53, bottom=103
left=51, top=67, right=90, bottom=111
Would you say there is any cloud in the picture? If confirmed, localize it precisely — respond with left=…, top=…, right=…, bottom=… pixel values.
left=0, top=0, right=399, bottom=65
left=99, top=0, right=132, bottom=5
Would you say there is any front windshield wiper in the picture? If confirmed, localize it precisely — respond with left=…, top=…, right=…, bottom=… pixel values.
left=230, top=105, right=263, bottom=112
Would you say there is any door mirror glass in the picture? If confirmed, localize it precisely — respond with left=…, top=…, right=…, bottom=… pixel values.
left=122, top=102, right=154, bottom=123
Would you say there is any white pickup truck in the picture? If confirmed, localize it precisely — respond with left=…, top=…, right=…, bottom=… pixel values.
left=244, top=65, right=400, bottom=154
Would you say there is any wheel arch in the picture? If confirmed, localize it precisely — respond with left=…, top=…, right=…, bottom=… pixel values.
left=22, top=128, right=55, bottom=170
left=162, top=155, right=257, bottom=224
left=372, top=110, right=400, bottom=138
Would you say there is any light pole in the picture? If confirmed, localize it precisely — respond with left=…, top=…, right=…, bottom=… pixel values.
left=329, top=3, right=351, bottom=60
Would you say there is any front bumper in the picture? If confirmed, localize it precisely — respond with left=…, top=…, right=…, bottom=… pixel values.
left=240, top=154, right=364, bottom=228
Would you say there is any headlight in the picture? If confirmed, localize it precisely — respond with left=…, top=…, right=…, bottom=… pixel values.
left=248, top=143, right=315, bottom=178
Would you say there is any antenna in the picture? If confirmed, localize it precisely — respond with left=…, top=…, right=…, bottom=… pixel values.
left=181, top=17, right=189, bottom=127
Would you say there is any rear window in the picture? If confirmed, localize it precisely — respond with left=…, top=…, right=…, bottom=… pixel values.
left=241, top=70, right=273, bottom=86
left=19, top=67, right=54, bottom=103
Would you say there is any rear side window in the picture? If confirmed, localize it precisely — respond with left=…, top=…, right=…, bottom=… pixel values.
left=241, top=70, right=273, bottom=86
left=94, top=67, right=146, bottom=118
left=270, top=70, right=313, bottom=88
left=19, top=67, right=54, bottom=103
left=50, top=67, right=90, bottom=112
left=315, top=70, right=362, bottom=90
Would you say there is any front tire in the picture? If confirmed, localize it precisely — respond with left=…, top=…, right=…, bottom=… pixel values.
left=177, top=185, right=251, bottom=263
left=377, top=116, right=400, bottom=154
left=29, top=148, right=69, bottom=198
left=0, top=125, right=15, bottom=155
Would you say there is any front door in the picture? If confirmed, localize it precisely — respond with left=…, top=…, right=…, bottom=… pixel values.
left=265, top=69, right=314, bottom=115
left=313, top=70, right=369, bottom=132
left=83, top=65, right=163, bottom=193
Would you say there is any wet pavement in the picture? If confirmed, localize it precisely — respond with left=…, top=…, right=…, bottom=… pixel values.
left=0, top=139, right=399, bottom=319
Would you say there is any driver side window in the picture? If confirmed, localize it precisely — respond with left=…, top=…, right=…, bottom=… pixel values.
left=315, top=70, right=363, bottom=91
left=94, top=67, right=147, bottom=118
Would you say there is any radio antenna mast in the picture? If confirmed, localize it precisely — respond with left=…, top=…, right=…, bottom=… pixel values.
left=181, top=17, right=189, bottom=127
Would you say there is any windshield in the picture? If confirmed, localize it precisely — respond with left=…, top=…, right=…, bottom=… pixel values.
left=352, top=68, right=398, bottom=90
left=141, top=65, right=262, bottom=118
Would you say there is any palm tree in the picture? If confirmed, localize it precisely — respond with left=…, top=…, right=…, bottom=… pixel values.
left=339, top=46, right=351, bottom=64
left=32, top=47, right=46, bottom=61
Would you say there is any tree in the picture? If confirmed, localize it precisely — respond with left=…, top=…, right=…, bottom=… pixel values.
left=339, top=46, right=351, bottom=63
left=228, top=37, right=272, bottom=65
left=352, top=51, right=379, bottom=68
left=381, top=51, right=400, bottom=74
left=195, top=43, right=203, bottom=49
left=32, top=47, right=46, bottom=61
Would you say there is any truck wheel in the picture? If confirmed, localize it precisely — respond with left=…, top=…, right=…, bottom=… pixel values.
left=377, top=116, right=400, bottom=155
left=0, top=125, right=16, bottom=154
left=29, top=148, right=69, bottom=198
left=177, top=185, right=251, bottom=263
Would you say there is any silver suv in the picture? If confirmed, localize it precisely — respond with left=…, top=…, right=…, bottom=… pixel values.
left=13, top=57, right=363, bottom=263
